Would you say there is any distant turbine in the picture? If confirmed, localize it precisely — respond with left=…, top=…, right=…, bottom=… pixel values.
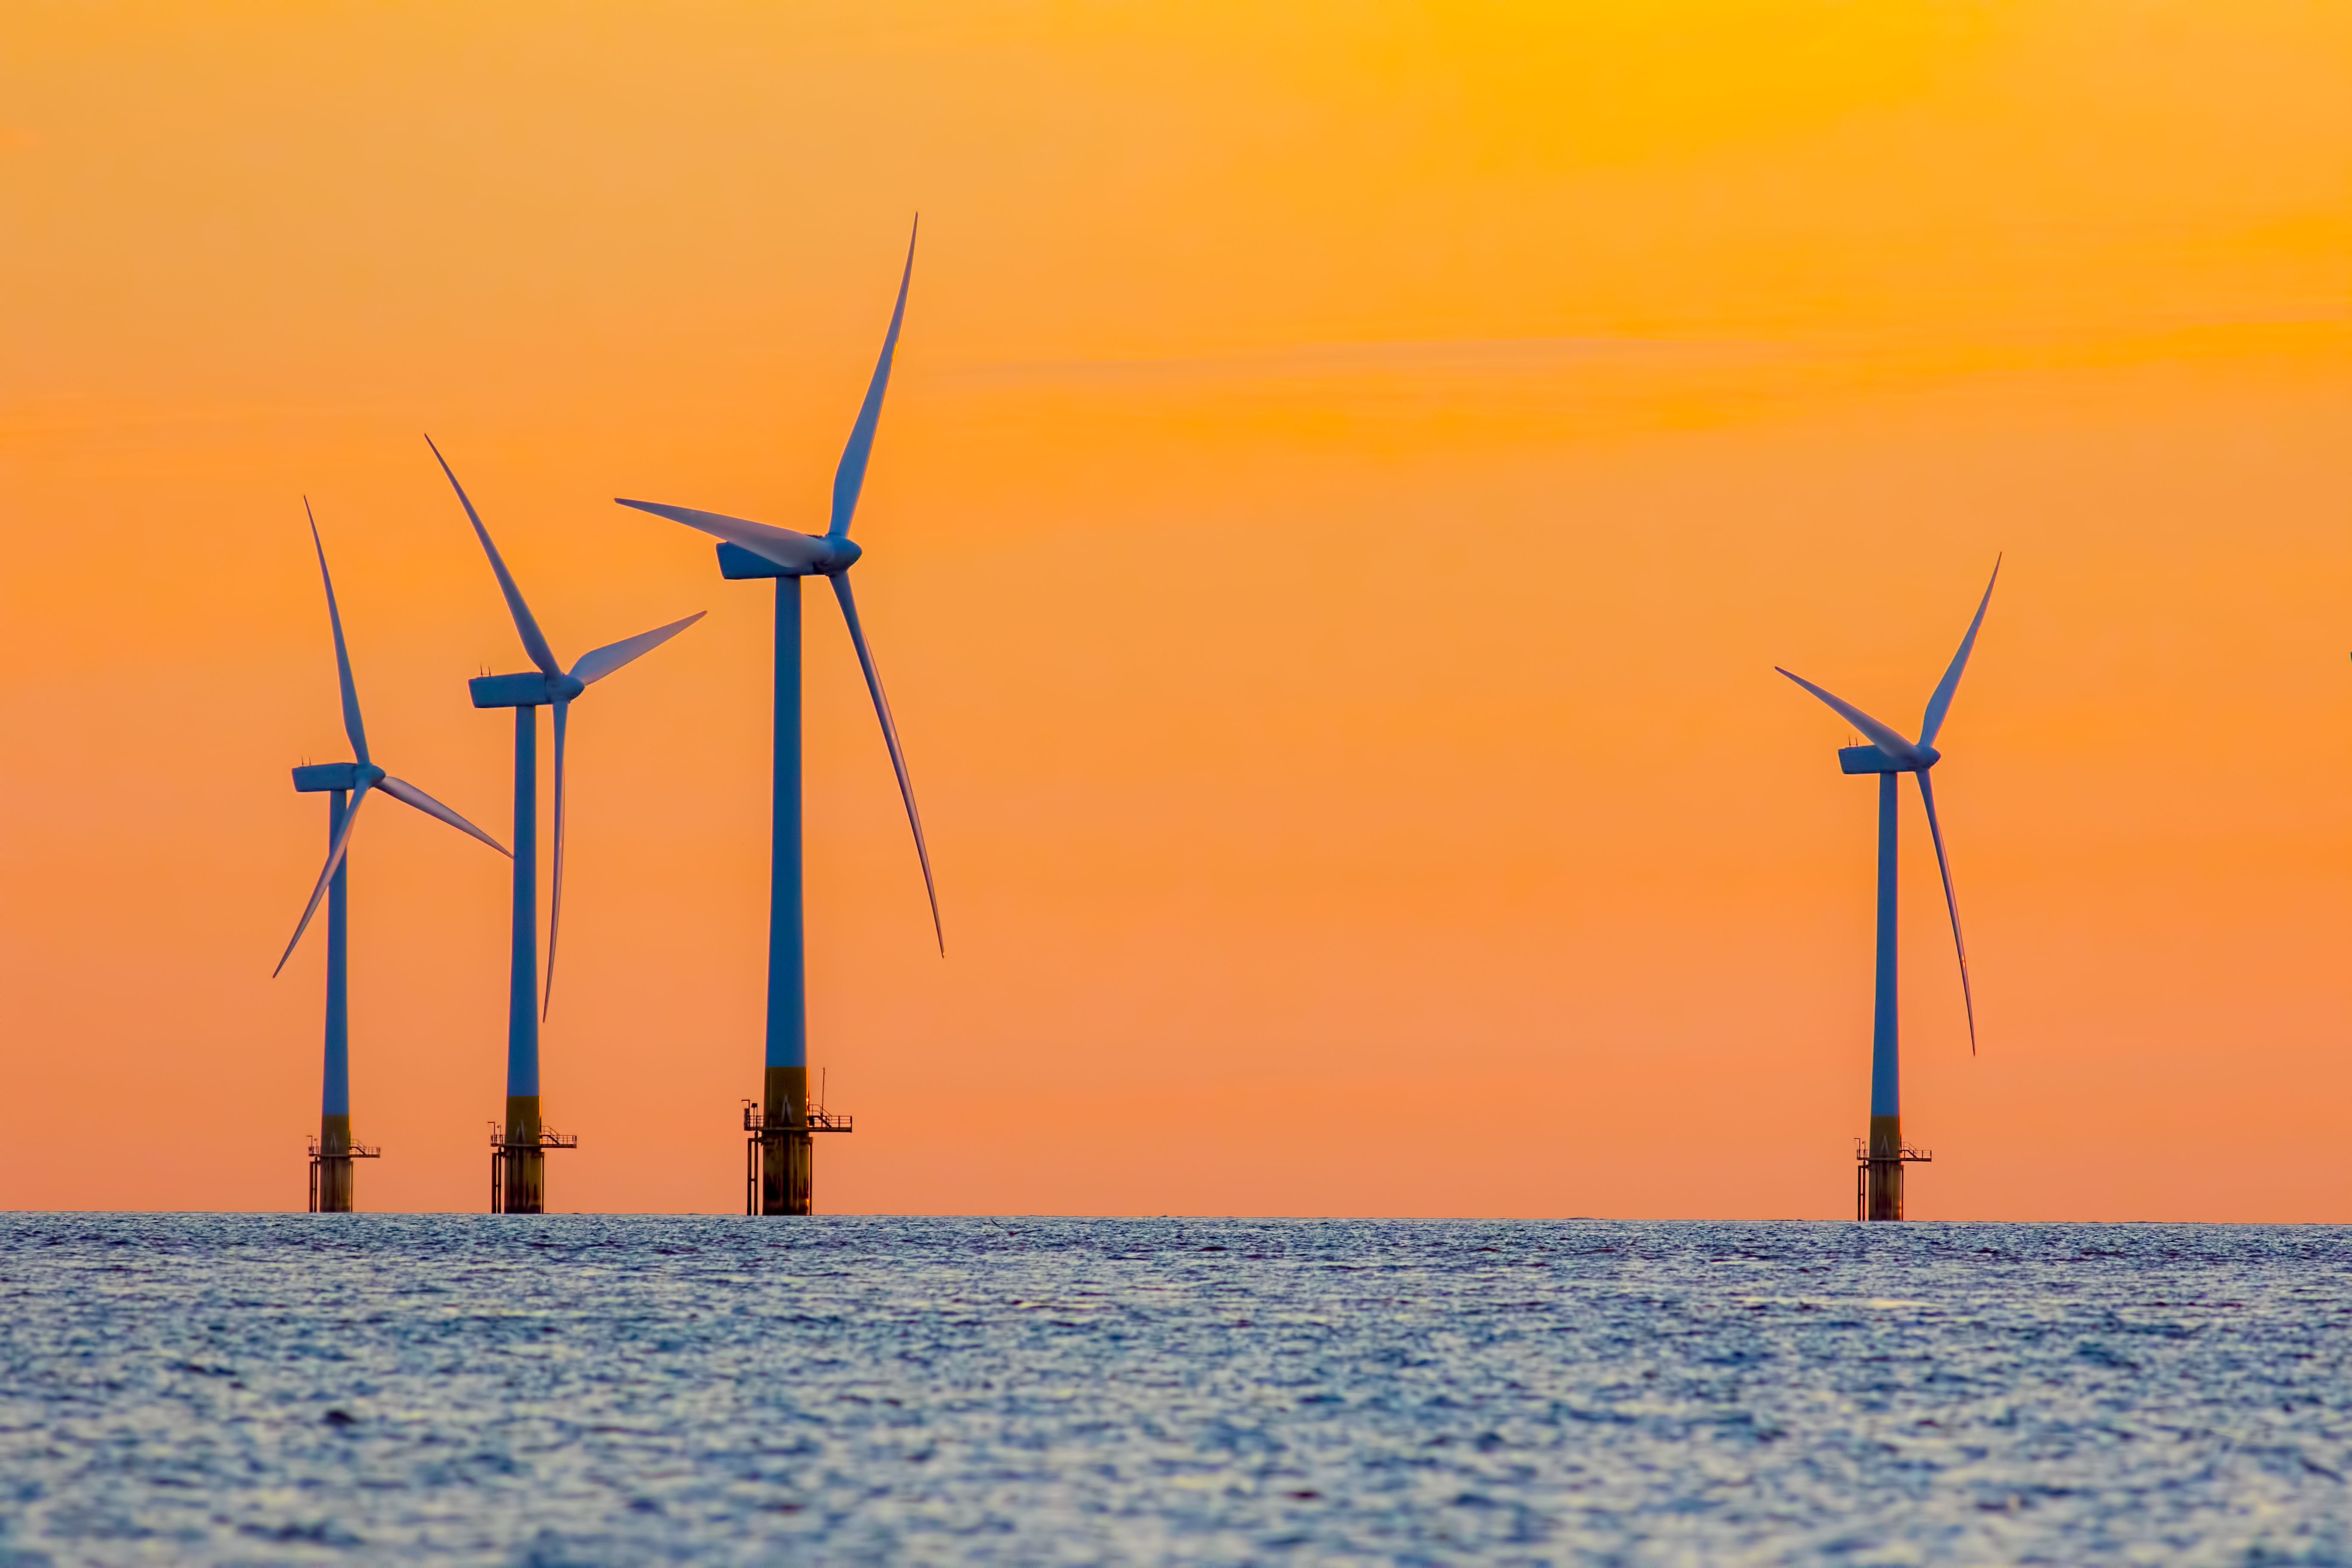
left=275, top=501, right=509, bottom=1213
left=1778, top=557, right=1998, bottom=1222
left=616, top=217, right=940, bottom=1215
left=428, top=438, right=705, bottom=1214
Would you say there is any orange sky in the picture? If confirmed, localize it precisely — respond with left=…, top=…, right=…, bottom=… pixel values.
left=4, top=1, right=2350, bottom=1218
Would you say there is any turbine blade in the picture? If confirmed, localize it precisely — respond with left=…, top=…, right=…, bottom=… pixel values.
left=1917, top=770, right=1977, bottom=1055
left=613, top=499, right=831, bottom=573
left=1920, top=555, right=2003, bottom=749
left=272, top=782, right=373, bottom=977
left=569, top=611, right=706, bottom=686
left=829, top=573, right=942, bottom=953
left=1775, top=668, right=1920, bottom=759
left=544, top=698, right=568, bottom=1021
left=828, top=217, right=917, bottom=540
left=377, top=775, right=511, bottom=857
left=305, top=500, right=370, bottom=768
left=426, top=435, right=563, bottom=678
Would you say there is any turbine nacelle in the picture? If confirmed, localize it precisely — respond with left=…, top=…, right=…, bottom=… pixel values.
left=1839, top=743, right=1940, bottom=775
left=292, top=761, right=388, bottom=792
left=468, top=671, right=589, bottom=709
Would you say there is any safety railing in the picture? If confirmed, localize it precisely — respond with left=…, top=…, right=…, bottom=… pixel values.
left=741, top=1100, right=853, bottom=1134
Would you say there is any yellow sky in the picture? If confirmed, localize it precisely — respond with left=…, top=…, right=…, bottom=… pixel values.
left=3, top=2, right=2350, bottom=1216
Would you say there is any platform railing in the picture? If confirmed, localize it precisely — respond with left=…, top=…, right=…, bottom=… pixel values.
left=741, top=1101, right=854, bottom=1134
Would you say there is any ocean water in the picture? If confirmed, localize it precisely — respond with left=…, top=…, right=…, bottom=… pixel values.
left=2, top=1216, right=2348, bottom=1565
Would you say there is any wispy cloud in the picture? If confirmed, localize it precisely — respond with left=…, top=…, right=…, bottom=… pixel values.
left=948, top=334, right=1777, bottom=389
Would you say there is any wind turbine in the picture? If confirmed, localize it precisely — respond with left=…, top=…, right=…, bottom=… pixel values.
left=275, top=501, right=509, bottom=1213
left=427, top=437, right=705, bottom=1214
left=614, top=217, right=941, bottom=1216
left=1778, top=558, right=1998, bottom=1222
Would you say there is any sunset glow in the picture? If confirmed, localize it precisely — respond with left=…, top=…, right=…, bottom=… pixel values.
left=4, top=2, right=2349, bottom=1218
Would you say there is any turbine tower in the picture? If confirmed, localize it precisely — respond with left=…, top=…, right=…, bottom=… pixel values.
left=428, top=438, right=705, bottom=1214
left=275, top=502, right=509, bottom=1213
left=615, top=218, right=941, bottom=1215
left=1778, top=559, right=1998, bottom=1221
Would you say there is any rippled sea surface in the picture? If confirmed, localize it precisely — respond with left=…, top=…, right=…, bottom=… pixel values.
left=3, top=1216, right=2350, bottom=1565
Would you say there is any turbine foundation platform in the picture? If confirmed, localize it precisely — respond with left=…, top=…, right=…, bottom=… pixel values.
left=744, top=1099, right=852, bottom=1216
left=1855, top=1136, right=1932, bottom=1221
left=490, top=1121, right=577, bottom=1214
left=307, top=1127, right=381, bottom=1214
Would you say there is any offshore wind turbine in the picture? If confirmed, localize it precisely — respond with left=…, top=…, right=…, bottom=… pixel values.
left=1778, top=558, right=1998, bottom=1222
left=275, top=502, right=510, bottom=1213
left=615, top=217, right=941, bottom=1215
left=427, top=438, right=705, bottom=1214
